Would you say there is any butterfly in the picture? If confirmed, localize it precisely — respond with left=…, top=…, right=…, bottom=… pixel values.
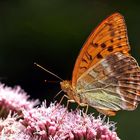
left=60, top=13, right=140, bottom=116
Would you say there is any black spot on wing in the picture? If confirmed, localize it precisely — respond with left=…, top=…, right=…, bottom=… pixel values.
left=111, top=31, right=115, bottom=36
left=93, top=43, right=98, bottom=48
left=118, top=45, right=122, bottom=48
left=101, top=43, right=106, bottom=48
left=110, top=39, right=114, bottom=43
left=118, top=37, right=122, bottom=40
left=107, top=46, right=113, bottom=52
left=85, top=52, right=92, bottom=61
left=80, top=66, right=87, bottom=70
left=82, top=58, right=88, bottom=63
left=97, top=53, right=103, bottom=59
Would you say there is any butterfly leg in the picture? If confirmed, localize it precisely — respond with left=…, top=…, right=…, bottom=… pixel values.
left=66, top=99, right=76, bottom=109
left=79, top=103, right=89, bottom=114
left=76, top=105, right=80, bottom=110
left=53, top=95, right=69, bottom=113
left=59, top=95, right=69, bottom=105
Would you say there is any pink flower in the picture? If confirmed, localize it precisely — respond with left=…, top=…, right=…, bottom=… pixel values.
left=21, top=102, right=120, bottom=140
left=0, top=82, right=120, bottom=140
left=0, top=83, right=39, bottom=118
left=0, top=112, right=30, bottom=140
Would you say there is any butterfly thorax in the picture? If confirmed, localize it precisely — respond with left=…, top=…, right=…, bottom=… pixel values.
left=60, top=80, right=81, bottom=103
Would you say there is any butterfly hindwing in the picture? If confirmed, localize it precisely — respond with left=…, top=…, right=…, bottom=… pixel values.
left=76, top=52, right=140, bottom=114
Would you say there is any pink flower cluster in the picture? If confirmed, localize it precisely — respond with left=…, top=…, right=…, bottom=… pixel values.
left=0, top=83, right=120, bottom=140
left=0, top=113, right=30, bottom=140
left=0, top=83, right=39, bottom=118
left=21, top=102, right=120, bottom=140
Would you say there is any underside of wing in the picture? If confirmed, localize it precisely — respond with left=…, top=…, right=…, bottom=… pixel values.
left=77, top=52, right=140, bottom=113
left=72, top=13, right=130, bottom=86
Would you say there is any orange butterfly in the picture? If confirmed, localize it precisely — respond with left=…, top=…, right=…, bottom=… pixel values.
left=60, top=13, right=140, bottom=116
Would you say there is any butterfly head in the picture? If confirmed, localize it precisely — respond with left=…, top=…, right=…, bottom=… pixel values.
left=60, top=80, right=76, bottom=100
left=60, top=80, right=72, bottom=93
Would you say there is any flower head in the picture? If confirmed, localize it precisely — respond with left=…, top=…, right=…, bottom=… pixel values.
left=21, top=102, right=120, bottom=140
left=0, top=83, right=39, bottom=118
left=0, top=112, right=31, bottom=140
left=0, top=83, right=120, bottom=140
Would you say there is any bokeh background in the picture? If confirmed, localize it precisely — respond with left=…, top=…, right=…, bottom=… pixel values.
left=0, top=0, right=140, bottom=139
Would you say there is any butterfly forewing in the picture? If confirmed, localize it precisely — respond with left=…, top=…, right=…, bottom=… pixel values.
left=72, top=13, right=130, bottom=87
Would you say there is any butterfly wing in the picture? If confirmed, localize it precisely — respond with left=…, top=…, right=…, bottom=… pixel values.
left=77, top=52, right=140, bottom=115
left=72, top=13, right=140, bottom=115
left=72, top=13, right=130, bottom=87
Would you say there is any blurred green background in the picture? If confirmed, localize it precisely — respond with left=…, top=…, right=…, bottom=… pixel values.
left=0, top=0, right=140, bottom=139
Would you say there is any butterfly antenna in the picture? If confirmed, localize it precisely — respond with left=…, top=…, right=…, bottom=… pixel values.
left=44, top=80, right=60, bottom=84
left=54, top=90, right=63, bottom=99
left=34, top=62, right=63, bottom=81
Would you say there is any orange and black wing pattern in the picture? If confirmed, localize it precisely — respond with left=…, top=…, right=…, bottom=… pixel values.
left=72, top=13, right=130, bottom=87
left=70, top=13, right=140, bottom=115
